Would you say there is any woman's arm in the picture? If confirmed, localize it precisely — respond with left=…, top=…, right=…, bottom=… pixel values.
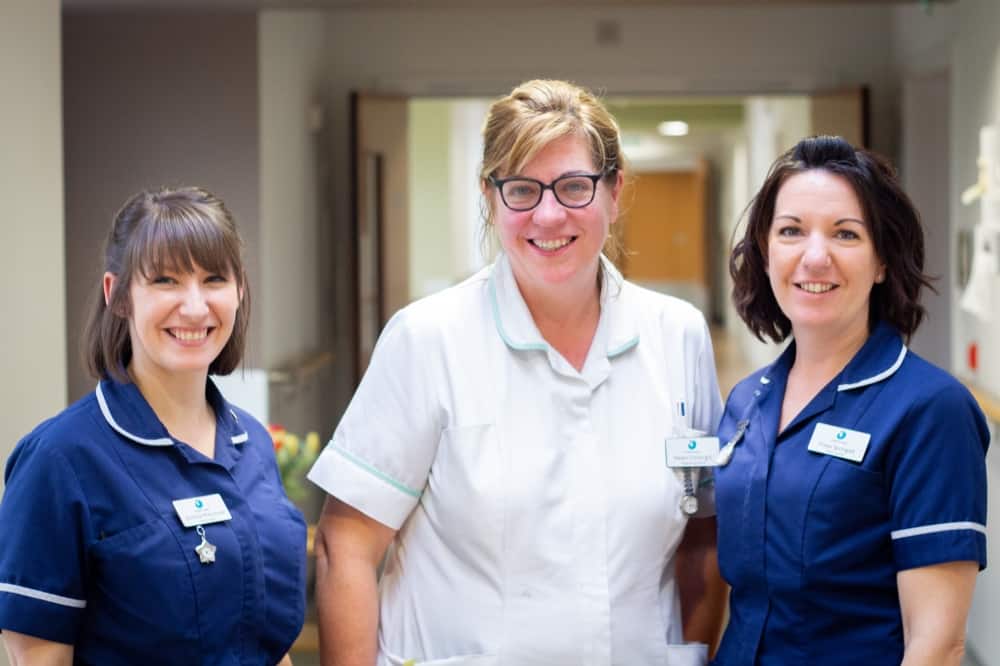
left=675, top=515, right=727, bottom=652
left=314, top=496, right=395, bottom=666
left=2, top=631, right=73, bottom=666
left=898, top=560, right=978, bottom=666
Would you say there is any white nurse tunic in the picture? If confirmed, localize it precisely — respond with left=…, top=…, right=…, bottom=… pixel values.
left=308, top=253, right=723, bottom=666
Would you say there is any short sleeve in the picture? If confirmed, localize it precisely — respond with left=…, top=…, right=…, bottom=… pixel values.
left=0, top=436, right=91, bottom=643
left=307, top=309, right=444, bottom=530
left=886, top=383, right=989, bottom=571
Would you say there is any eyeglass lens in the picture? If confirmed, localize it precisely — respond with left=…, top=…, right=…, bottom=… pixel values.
left=501, top=176, right=596, bottom=210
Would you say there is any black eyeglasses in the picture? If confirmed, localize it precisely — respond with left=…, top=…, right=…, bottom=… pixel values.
left=490, top=173, right=606, bottom=211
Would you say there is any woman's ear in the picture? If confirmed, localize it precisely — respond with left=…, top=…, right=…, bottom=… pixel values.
left=103, top=272, right=116, bottom=306
left=611, top=170, right=624, bottom=202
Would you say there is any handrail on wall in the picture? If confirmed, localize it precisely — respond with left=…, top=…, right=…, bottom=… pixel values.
left=268, top=350, right=336, bottom=386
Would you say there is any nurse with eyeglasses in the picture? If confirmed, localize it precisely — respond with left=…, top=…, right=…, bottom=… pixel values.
left=308, top=79, right=727, bottom=665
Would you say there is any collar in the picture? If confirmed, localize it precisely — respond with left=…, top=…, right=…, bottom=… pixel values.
left=488, top=252, right=639, bottom=358
left=96, top=378, right=249, bottom=448
left=757, top=320, right=907, bottom=394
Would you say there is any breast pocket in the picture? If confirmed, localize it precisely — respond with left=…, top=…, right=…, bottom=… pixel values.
left=88, top=518, right=199, bottom=658
left=804, top=457, right=887, bottom=570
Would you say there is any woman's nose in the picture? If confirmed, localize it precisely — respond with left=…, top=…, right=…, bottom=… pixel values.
left=801, top=236, right=832, bottom=270
left=531, top=189, right=567, bottom=225
left=179, top=284, right=210, bottom=317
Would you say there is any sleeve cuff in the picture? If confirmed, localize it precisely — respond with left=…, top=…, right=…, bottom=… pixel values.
left=892, top=525, right=987, bottom=571
left=306, top=443, right=422, bottom=530
left=0, top=584, right=83, bottom=644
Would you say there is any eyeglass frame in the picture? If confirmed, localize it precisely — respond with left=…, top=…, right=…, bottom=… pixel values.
left=488, top=170, right=614, bottom=212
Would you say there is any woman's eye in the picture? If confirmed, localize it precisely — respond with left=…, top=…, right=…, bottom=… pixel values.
left=151, top=275, right=175, bottom=285
left=836, top=229, right=861, bottom=241
left=776, top=226, right=801, bottom=237
left=206, top=274, right=228, bottom=283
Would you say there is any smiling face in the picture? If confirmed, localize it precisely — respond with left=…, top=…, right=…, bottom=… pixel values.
left=109, top=264, right=241, bottom=383
left=491, top=133, right=622, bottom=298
left=767, top=169, right=885, bottom=345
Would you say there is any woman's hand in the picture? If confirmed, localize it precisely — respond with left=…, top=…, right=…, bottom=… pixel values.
left=314, top=496, right=395, bottom=666
left=2, top=631, right=73, bottom=666
left=898, top=560, right=978, bottom=666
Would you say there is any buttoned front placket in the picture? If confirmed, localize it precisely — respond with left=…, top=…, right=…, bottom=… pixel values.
left=96, top=380, right=261, bottom=662
left=489, top=253, right=635, bottom=666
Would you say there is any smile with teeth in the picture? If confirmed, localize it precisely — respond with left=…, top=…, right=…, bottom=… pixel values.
left=797, top=282, right=836, bottom=294
left=531, top=237, right=574, bottom=251
left=168, top=328, right=211, bottom=341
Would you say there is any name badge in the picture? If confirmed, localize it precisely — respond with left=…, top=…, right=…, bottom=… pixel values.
left=665, top=436, right=720, bottom=468
left=807, top=423, right=870, bottom=463
left=173, top=493, right=233, bottom=527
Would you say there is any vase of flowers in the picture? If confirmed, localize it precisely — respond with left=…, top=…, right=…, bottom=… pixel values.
left=268, top=424, right=321, bottom=502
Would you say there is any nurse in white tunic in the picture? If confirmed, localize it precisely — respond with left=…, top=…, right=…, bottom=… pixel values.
left=308, top=79, right=726, bottom=666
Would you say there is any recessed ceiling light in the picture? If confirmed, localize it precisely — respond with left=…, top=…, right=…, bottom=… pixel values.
left=657, top=120, right=689, bottom=137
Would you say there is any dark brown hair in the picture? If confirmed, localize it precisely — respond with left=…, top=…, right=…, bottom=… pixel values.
left=84, top=186, right=250, bottom=382
left=730, top=135, right=933, bottom=343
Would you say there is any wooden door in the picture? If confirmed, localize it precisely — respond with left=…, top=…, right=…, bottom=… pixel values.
left=810, top=86, right=869, bottom=147
left=352, top=92, right=409, bottom=379
left=620, top=162, right=709, bottom=311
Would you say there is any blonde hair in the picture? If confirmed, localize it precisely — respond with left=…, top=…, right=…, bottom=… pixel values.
left=479, top=80, right=626, bottom=258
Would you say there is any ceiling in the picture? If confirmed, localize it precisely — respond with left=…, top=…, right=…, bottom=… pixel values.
left=62, top=0, right=950, bottom=10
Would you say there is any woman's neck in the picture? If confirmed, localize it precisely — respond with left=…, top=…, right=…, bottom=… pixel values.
left=778, top=320, right=870, bottom=432
left=791, top=318, right=870, bottom=377
left=128, top=360, right=216, bottom=458
left=515, top=262, right=602, bottom=371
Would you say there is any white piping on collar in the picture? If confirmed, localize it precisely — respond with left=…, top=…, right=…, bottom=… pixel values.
left=97, top=383, right=248, bottom=446
left=837, top=345, right=908, bottom=392
left=227, top=408, right=248, bottom=444
left=96, top=383, right=174, bottom=447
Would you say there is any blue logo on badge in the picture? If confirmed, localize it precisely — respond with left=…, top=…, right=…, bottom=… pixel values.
left=836, top=431, right=847, bottom=440
left=194, top=499, right=204, bottom=509
left=688, top=440, right=697, bottom=450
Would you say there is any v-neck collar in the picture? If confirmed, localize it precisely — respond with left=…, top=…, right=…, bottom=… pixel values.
left=487, top=252, right=639, bottom=388
left=754, top=321, right=908, bottom=439
left=96, top=378, right=249, bottom=465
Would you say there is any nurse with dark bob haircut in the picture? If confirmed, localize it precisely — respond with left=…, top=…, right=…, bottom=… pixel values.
left=0, top=187, right=305, bottom=665
left=713, top=135, right=989, bottom=666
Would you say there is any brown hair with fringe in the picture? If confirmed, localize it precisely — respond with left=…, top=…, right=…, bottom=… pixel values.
left=83, top=186, right=250, bottom=382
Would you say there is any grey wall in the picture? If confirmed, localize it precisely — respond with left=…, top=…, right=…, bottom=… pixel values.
left=945, top=0, right=1000, bottom=660
left=0, top=0, right=66, bottom=507
left=62, top=11, right=260, bottom=401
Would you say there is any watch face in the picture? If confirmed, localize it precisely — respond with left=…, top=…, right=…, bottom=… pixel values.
left=680, top=495, right=699, bottom=515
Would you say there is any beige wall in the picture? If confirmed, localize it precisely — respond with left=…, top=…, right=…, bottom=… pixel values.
left=259, top=11, right=329, bottom=369
left=0, top=2, right=63, bottom=660
left=0, top=0, right=65, bottom=506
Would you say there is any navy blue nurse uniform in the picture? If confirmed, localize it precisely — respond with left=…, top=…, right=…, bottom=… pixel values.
left=0, top=379, right=306, bottom=666
left=713, top=321, right=989, bottom=666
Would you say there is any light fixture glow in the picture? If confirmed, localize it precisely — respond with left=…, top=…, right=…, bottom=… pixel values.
left=657, top=120, right=689, bottom=137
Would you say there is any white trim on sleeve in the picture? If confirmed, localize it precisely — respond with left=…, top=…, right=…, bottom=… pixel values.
left=890, top=521, right=987, bottom=540
left=0, top=583, right=87, bottom=608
